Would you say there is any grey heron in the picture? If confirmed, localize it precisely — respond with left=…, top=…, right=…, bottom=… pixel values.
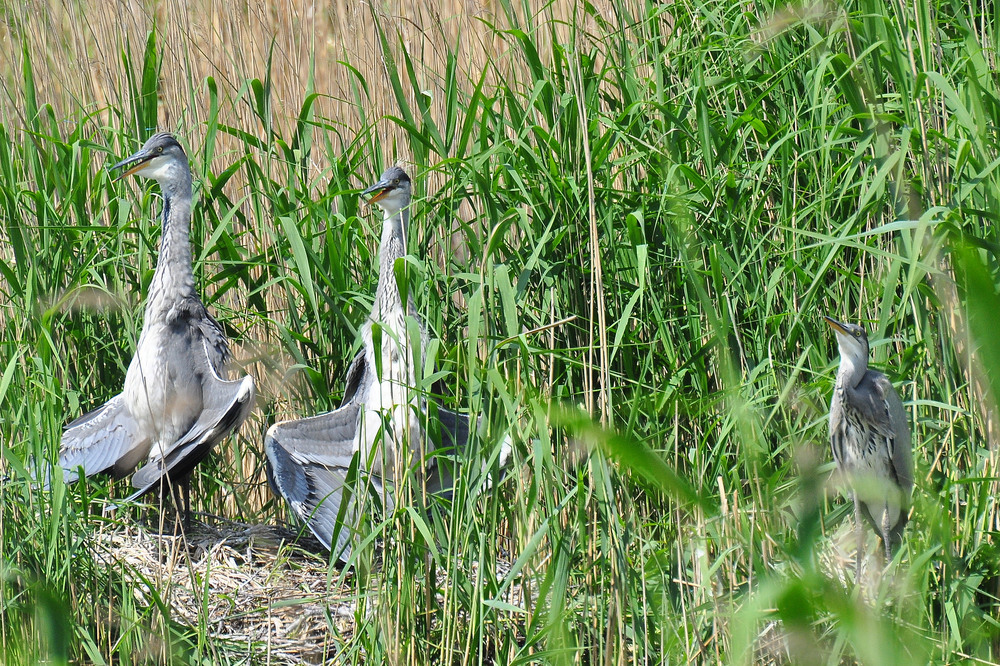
left=825, top=316, right=913, bottom=567
left=265, top=166, right=506, bottom=563
left=56, top=132, right=256, bottom=519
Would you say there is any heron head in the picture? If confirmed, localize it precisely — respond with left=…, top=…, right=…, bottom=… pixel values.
left=362, top=166, right=412, bottom=217
left=111, top=133, right=188, bottom=184
left=824, top=316, right=870, bottom=366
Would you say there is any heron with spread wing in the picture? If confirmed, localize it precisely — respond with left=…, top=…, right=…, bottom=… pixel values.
left=266, top=166, right=506, bottom=562
left=57, top=133, right=256, bottom=519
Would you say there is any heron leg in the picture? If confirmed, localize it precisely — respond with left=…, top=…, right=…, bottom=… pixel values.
left=167, top=478, right=182, bottom=517
left=853, top=493, right=863, bottom=578
left=164, top=477, right=192, bottom=529
left=880, top=505, right=893, bottom=564
left=183, top=478, right=192, bottom=529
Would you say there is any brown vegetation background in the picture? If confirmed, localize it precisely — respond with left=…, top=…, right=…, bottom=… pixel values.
left=0, top=0, right=604, bottom=513
left=0, top=0, right=597, bottom=169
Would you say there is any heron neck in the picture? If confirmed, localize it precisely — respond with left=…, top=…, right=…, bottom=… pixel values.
left=836, top=354, right=866, bottom=389
left=147, top=175, right=196, bottom=315
left=372, top=205, right=409, bottom=320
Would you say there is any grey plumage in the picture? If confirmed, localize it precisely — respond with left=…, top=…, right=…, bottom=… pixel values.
left=263, top=393, right=372, bottom=558
left=266, top=166, right=506, bottom=563
left=56, top=133, right=256, bottom=515
left=265, top=349, right=375, bottom=559
left=826, top=316, right=913, bottom=566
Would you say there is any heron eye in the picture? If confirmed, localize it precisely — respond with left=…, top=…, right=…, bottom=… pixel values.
left=157, top=146, right=163, bottom=154
left=392, top=178, right=399, bottom=185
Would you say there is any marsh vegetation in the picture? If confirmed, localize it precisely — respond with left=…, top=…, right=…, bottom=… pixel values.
left=1, top=0, right=1000, bottom=663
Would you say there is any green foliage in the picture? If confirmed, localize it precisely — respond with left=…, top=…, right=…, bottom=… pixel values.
left=3, top=0, right=1000, bottom=663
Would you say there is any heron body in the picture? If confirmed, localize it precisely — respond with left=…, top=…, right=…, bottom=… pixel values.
left=266, top=166, right=502, bottom=562
left=57, top=133, right=255, bottom=514
left=356, top=182, right=426, bottom=479
left=826, top=316, right=913, bottom=564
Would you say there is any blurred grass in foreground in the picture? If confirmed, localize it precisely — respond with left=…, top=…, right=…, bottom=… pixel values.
left=2, top=0, right=1000, bottom=663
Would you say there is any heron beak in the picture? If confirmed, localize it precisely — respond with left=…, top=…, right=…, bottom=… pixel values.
left=361, top=179, right=393, bottom=206
left=110, top=150, right=153, bottom=181
left=823, top=316, right=849, bottom=336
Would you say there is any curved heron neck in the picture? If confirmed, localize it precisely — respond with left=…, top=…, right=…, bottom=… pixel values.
left=836, top=354, right=867, bottom=390
left=147, top=174, right=196, bottom=315
left=373, top=205, right=410, bottom=319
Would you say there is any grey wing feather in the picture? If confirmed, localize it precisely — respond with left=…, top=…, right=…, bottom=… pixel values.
left=265, top=401, right=386, bottom=563
left=435, top=405, right=472, bottom=452
left=339, top=349, right=368, bottom=408
left=425, top=406, right=511, bottom=495
left=58, top=394, right=149, bottom=484
left=266, top=351, right=377, bottom=562
left=875, top=374, right=913, bottom=497
left=188, top=297, right=233, bottom=379
left=127, top=340, right=255, bottom=500
left=423, top=405, right=472, bottom=495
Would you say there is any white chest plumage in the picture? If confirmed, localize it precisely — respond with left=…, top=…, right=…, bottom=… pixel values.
left=356, top=306, right=425, bottom=479
left=123, top=321, right=202, bottom=460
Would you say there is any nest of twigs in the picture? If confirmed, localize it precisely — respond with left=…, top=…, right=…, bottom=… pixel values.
left=91, top=516, right=352, bottom=664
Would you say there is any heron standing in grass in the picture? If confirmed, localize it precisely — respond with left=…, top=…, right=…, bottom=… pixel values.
left=266, top=166, right=507, bottom=562
left=57, top=133, right=256, bottom=519
left=825, top=316, right=913, bottom=568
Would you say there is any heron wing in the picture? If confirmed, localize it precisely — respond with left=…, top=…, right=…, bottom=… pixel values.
left=57, top=394, right=149, bottom=484
left=265, top=402, right=389, bottom=563
left=874, top=373, right=913, bottom=497
left=423, top=405, right=512, bottom=496
left=849, top=372, right=914, bottom=494
left=126, top=340, right=255, bottom=499
left=266, top=351, right=382, bottom=562
left=422, top=405, right=471, bottom=495
left=845, top=370, right=913, bottom=550
left=186, top=297, right=233, bottom=376
left=340, top=349, right=368, bottom=407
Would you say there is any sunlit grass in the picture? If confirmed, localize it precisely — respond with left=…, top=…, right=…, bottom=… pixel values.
left=2, top=0, right=1000, bottom=663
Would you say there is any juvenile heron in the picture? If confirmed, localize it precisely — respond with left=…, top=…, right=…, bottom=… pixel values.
left=825, top=316, right=913, bottom=566
left=265, top=166, right=506, bottom=562
left=56, top=133, right=256, bottom=518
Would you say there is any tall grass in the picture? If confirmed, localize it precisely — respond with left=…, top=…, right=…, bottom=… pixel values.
left=2, top=0, right=1000, bottom=663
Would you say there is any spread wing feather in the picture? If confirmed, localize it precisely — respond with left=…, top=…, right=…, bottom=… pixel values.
left=265, top=351, right=513, bottom=563
left=265, top=401, right=386, bottom=562
left=126, top=341, right=255, bottom=500
left=423, top=405, right=471, bottom=496
left=57, top=394, right=149, bottom=485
